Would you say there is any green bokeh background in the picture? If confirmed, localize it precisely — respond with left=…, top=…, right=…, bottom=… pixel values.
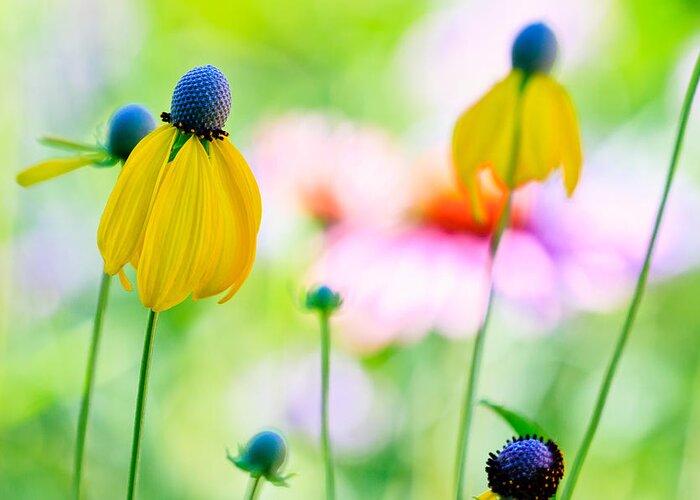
left=2, top=0, right=700, bottom=498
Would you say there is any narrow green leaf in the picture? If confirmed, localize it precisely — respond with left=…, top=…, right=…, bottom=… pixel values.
left=39, top=136, right=102, bottom=153
left=480, top=399, right=551, bottom=441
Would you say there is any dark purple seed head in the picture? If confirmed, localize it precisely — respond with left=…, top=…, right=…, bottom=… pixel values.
left=486, top=435, right=565, bottom=499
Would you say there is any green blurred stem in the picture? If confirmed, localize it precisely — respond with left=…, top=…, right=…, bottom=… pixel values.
left=319, top=311, right=336, bottom=500
left=243, top=476, right=262, bottom=500
left=126, top=309, right=159, bottom=500
left=560, top=50, right=700, bottom=500
left=72, top=272, right=111, bottom=500
left=453, top=74, right=528, bottom=500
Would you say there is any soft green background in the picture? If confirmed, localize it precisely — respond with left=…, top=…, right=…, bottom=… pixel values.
left=2, top=0, right=700, bottom=498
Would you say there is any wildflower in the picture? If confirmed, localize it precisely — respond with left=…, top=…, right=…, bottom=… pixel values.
left=228, top=430, right=292, bottom=486
left=479, top=435, right=564, bottom=500
left=452, top=22, right=582, bottom=221
left=97, top=65, right=262, bottom=311
left=252, top=113, right=410, bottom=234
left=16, top=103, right=155, bottom=187
left=310, top=145, right=700, bottom=352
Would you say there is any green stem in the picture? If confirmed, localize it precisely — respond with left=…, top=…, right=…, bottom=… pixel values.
left=72, top=272, right=112, bottom=500
left=126, top=310, right=159, bottom=500
left=453, top=73, right=528, bottom=500
left=560, top=50, right=700, bottom=500
left=243, top=476, right=262, bottom=500
left=319, top=311, right=336, bottom=500
left=452, top=200, right=511, bottom=500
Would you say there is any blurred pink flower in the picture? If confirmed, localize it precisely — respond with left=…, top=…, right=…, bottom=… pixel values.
left=250, top=111, right=700, bottom=353
left=310, top=144, right=700, bottom=352
left=252, top=112, right=410, bottom=229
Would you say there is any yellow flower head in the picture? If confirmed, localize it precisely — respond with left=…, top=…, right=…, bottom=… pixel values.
left=98, top=65, right=262, bottom=312
left=16, top=104, right=155, bottom=187
left=452, top=23, right=582, bottom=222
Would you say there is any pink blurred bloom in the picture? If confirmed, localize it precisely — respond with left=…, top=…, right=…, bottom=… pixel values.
left=252, top=112, right=411, bottom=230
left=250, top=111, right=699, bottom=353
left=310, top=144, right=700, bottom=352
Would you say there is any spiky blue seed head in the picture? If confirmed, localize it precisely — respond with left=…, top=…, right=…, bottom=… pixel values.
left=498, top=438, right=553, bottom=474
left=305, top=285, right=342, bottom=313
left=486, top=436, right=565, bottom=499
left=511, top=23, right=558, bottom=74
left=106, top=104, right=155, bottom=161
left=169, top=65, right=231, bottom=134
left=237, top=431, right=287, bottom=477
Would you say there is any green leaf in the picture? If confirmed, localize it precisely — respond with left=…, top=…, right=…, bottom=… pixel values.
left=38, top=136, right=102, bottom=153
left=480, top=399, right=551, bottom=441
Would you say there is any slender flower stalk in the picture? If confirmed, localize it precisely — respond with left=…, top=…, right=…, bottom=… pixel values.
left=243, top=476, right=262, bottom=500
left=72, top=272, right=112, bottom=499
left=305, top=285, right=342, bottom=500
left=126, top=310, right=159, bottom=500
left=319, top=311, right=335, bottom=500
left=560, top=50, right=700, bottom=500
left=453, top=77, right=527, bottom=500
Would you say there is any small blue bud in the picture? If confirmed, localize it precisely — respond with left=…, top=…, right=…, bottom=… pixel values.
left=305, top=285, right=342, bottom=314
left=168, top=65, right=231, bottom=137
left=511, top=23, right=558, bottom=74
left=486, top=435, right=564, bottom=499
left=229, top=430, right=292, bottom=486
left=106, top=104, right=156, bottom=161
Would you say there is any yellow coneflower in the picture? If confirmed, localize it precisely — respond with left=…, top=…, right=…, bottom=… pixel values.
left=452, top=22, right=582, bottom=222
left=97, top=65, right=262, bottom=312
left=452, top=24, right=582, bottom=500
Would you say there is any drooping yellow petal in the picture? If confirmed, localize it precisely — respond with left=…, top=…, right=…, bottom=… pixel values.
left=551, top=81, right=583, bottom=195
left=197, top=139, right=262, bottom=303
left=97, top=125, right=177, bottom=276
left=452, top=71, right=521, bottom=220
left=474, top=490, right=500, bottom=500
left=218, top=139, right=262, bottom=231
left=117, top=269, right=133, bottom=291
left=515, top=74, right=561, bottom=186
left=16, top=153, right=106, bottom=187
left=137, top=137, right=213, bottom=312
left=192, top=146, right=248, bottom=299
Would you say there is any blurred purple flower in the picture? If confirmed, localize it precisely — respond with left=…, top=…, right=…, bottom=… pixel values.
left=394, top=0, right=613, bottom=119
left=12, top=205, right=101, bottom=317
left=229, top=352, right=395, bottom=456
